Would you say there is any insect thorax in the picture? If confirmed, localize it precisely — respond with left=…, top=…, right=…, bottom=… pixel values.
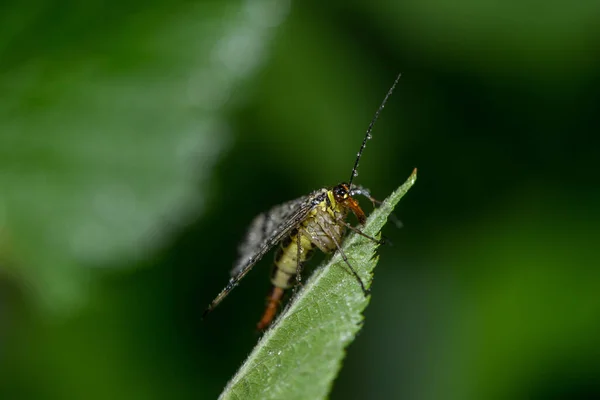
left=271, top=188, right=349, bottom=289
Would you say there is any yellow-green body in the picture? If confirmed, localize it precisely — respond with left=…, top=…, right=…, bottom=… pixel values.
left=271, top=189, right=348, bottom=289
left=202, top=73, right=400, bottom=331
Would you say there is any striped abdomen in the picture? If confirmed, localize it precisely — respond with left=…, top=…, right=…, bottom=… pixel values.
left=256, top=228, right=314, bottom=331
left=256, top=199, right=349, bottom=331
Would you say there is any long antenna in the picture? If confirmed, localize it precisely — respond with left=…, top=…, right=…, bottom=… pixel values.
left=348, top=73, right=401, bottom=188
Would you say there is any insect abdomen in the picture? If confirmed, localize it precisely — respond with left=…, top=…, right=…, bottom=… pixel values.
left=257, top=230, right=314, bottom=331
left=257, top=197, right=349, bottom=330
left=271, top=229, right=314, bottom=289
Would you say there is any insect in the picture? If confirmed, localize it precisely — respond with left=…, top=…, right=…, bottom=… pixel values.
left=202, top=74, right=401, bottom=330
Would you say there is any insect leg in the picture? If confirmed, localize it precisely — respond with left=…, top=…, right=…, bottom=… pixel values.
left=333, top=237, right=370, bottom=296
left=296, top=232, right=303, bottom=286
left=290, top=233, right=305, bottom=297
left=315, top=221, right=370, bottom=296
left=350, top=186, right=403, bottom=229
left=349, top=186, right=378, bottom=208
left=340, top=221, right=385, bottom=245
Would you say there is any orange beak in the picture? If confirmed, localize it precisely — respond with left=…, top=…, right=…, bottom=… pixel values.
left=345, top=197, right=366, bottom=225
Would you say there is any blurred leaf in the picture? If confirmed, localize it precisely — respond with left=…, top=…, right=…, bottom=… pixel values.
left=366, top=0, right=599, bottom=79
left=0, top=0, right=289, bottom=312
left=421, top=193, right=600, bottom=400
left=219, top=169, right=417, bottom=400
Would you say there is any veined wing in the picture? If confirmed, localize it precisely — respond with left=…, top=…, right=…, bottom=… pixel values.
left=232, top=191, right=320, bottom=276
left=202, top=189, right=325, bottom=317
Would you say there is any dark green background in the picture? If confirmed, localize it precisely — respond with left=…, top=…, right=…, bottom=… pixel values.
left=1, top=1, right=599, bottom=399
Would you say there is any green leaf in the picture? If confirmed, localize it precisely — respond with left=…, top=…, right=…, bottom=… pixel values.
left=220, top=169, right=417, bottom=400
left=0, top=0, right=288, bottom=313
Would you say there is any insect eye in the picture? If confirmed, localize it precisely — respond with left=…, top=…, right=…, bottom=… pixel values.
left=333, top=185, right=348, bottom=200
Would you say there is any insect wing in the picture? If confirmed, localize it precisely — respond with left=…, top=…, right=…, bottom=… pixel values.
left=203, top=191, right=322, bottom=317
left=231, top=191, right=319, bottom=277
